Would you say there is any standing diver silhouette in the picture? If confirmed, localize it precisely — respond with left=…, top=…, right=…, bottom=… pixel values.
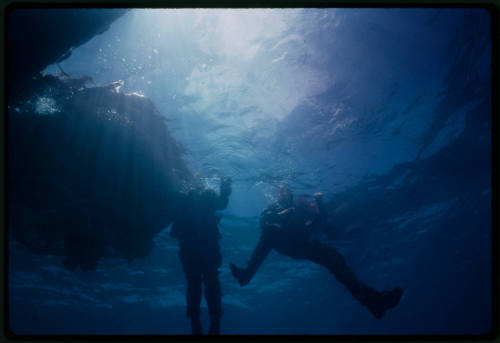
left=170, top=176, right=232, bottom=335
left=230, top=184, right=403, bottom=319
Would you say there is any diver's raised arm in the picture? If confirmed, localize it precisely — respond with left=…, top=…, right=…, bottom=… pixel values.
left=216, top=176, right=232, bottom=210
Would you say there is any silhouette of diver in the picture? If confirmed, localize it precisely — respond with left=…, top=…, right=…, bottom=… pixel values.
left=170, top=177, right=232, bottom=335
left=230, top=184, right=403, bottom=319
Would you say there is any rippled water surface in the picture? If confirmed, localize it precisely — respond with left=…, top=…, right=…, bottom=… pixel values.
left=9, top=8, right=492, bottom=335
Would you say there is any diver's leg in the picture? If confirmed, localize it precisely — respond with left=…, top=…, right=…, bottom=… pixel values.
left=204, top=269, right=222, bottom=335
left=230, top=230, right=273, bottom=286
left=186, top=272, right=203, bottom=334
left=307, top=241, right=403, bottom=318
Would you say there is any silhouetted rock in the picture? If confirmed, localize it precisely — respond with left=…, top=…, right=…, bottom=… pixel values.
left=8, top=75, right=192, bottom=270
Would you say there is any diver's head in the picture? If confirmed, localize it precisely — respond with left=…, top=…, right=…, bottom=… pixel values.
left=277, top=184, right=293, bottom=207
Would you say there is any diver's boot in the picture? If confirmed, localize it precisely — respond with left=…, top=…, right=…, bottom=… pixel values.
left=205, top=271, right=222, bottom=335
left=229, top=263, right=251, bottom=286
left=208, top=317, right=220, bottom=335
left=190, top=317, right=202, bottom=335
left=368, top=287, right=404, bottom=319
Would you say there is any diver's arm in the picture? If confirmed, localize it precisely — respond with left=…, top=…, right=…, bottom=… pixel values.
left=259, top=203, right=282, bottom=228
left=215, top=176, right=232, bottom=210
left=303, top=192, right=327, bottom=234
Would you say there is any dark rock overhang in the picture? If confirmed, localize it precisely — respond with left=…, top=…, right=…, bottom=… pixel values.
left=7, top=8, right=129, bottom=93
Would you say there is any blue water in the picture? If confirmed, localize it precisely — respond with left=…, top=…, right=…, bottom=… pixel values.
left=8, top=8, right=492, bottom=335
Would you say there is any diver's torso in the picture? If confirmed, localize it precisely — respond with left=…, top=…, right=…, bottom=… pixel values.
left=260, top=202, right=318, bottom=258
left=171, top=198, right=222, bottom=269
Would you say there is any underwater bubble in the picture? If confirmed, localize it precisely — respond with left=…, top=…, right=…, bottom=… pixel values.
left=128, top=92, right=145, bottom=98
left=34, top=96, right=60, bottom=115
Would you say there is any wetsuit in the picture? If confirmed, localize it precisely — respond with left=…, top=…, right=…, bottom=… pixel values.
left=230, top=196, right=403, bottom=319
left=170, top=180, right=231, bottom=334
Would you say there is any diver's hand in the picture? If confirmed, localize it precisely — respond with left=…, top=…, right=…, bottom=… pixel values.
left=278, top=207, right=295, bottom=216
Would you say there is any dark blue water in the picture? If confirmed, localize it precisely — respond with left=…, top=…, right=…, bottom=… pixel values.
left=8, top=8, right=492, bottom=335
